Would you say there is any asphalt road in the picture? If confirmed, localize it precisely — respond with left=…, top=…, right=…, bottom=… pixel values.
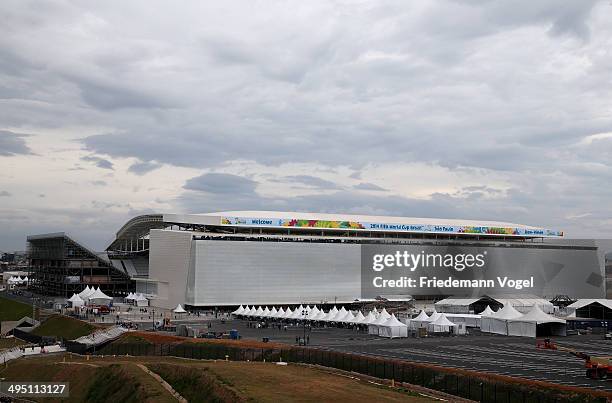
left=188, top=318, right=612, bottom=392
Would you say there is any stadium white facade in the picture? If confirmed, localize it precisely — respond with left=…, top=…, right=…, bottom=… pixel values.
left=98, top=211, right=606, bottom=309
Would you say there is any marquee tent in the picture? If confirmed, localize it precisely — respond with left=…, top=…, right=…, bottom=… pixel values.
left=566, top=299, right=612, bottom=320
left=173, top=304, right=187, bottom=314
left=79, top=286, right=94, bottom=299
left=133, top=293, right=149, bottom=307
left=360, top=311, right=377, bottom=325
left=67, top=293, right=85, bottom=308
left=378, top=314, right=408, bottom=338
left=368, top=313, right=389, bottom=335
left=328, top=307, right=347, bottom=322
left=232, top=305, right=245, bottom=315
left=507, top=306, right=567, bottom=337
left=352, top=311, right=366, bottom=324
left=480, top=305, right=495, bottom=316
left=481, top=303, right=522, bottom=335
left=444, top=313, right=481, bottom=328
left=428, top=309, right=442, bottom=322
left=428, top=314, right=458, bottom=333
left=338, top=311, right=356, bottom=323
left=408, top=310, right=430, bottom=328
left=87, top=287, right=113, bottom=306
left=378, top=308, right=391, bottom=320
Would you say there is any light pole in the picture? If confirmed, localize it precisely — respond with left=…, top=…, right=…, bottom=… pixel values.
left=152, top=308, right=156, bottom=331
left=302, top=309, right=308, bottom=345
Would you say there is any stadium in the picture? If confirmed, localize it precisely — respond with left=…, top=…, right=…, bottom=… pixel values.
left=27, top=211, right=605, bottom=309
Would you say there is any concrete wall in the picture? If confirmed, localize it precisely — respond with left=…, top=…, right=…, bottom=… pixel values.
left=148, top=229, right=193, bottom=309
left=187, top=240, right=361, bottom=306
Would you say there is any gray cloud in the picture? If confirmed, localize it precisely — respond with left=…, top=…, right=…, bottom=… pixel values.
left=0, top=191, right=11, bottom=197
left=128, top=160, right=162, bottom=175
left=0, top=1, right=611, bottom=249
left=81, top=155, right=114, bottom=170
left=279, top=175, right=339, bottom=189
left=184, top=173, right=258, bottom=194
left=353, top=182, right=387, bottom=191
left=0, top=130, right=32, bottom=156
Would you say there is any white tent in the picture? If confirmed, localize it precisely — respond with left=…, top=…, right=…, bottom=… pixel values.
left=125, top=292, right=136, bottom=301
left=276, top=307, right=285, bottom=318
left=232, top=305, right=245, bottom=315
left=67, top=293, right=85, bottom=308
left=368, top=312, right=389, bottom=335
left=308, top=306, right=320, bottom=318
left=87, top=287, right=113, bottom=306
left=133, top=293, right=149, bottom=307
left=428, top=309, right=442, bottom=322
left=328, top=307, right=347, bottom=322
left=338, top=311, right=356, bottom=323
left=79, top=286, right=94, bottom=299
left=481, top=303, right=522, bottom=335
left=507, top=305, right=567, bottom=337
left=352, top=311, right=366, bottom=324
left=480, top=305, right=495, bottom=316
left=379, top=314, right=408, bottom=338
left=173, top=304, right=187, bottom=314
left=408, top=310, right=430, bottom=328
left=378, top=308, right=391, bottom=320
left=269, top=307, right=278, bottom=318
left=254, top=306, right=264, bottom=317
left=428, top=314, right=458, bottom=333
left=360, top=311, right=377, bottom=325
left=312, top=310, right=328, bottom=321
left=262, top=307, right=271, bottom=317
left=282, top=308, right=293, bottom=319
left=444, top=313, right=481, bottom=328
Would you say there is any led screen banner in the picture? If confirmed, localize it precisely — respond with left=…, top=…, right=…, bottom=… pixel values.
left=220, top=216, right=563, bottom=237
left=360, top=243, right=602, bottom=299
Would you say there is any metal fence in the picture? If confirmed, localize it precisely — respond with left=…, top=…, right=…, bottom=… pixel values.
left=96, top=342, right=608, bottom=403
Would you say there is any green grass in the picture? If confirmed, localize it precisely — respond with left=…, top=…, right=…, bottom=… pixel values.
left=0, top=294, right=33, bottom=322
left=31, top=314, right=96, bottom=340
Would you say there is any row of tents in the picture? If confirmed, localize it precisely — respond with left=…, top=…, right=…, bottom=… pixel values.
left=479, top=303, right=566, bottom=337
left=6, top=276, right=28, bottom=285
left=407, top=309, right=463, bottom=333
left=234, top=303, right=565, bottom=337
left=67, top=286, right=113, bottom=307
left=232, top=305, right=457, bottom=338
left=125, top=292, right=149, bottom=307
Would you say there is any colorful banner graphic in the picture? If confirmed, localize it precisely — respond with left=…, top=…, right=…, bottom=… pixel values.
left=220, top=216, right=563, bottom=237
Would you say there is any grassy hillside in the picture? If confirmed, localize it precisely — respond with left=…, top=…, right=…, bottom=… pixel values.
left=0, top=356, right=175, bottom=403
left=31, top=314, right=96, bottom=340
left=0, top=355, right=436, bottom=403
left=0, top=294, right=32, bottom=322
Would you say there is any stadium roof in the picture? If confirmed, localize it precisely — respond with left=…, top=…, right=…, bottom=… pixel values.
left=164, top=211, right=563, bottom=237
left=106, top=210, right=563, bottom=251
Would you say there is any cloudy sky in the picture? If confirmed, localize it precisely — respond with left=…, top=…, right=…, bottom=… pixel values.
left=1, top=0, right=611, bottom=251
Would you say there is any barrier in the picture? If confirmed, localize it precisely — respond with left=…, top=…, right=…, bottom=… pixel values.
left=96, top=342, right=609, bottom=403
